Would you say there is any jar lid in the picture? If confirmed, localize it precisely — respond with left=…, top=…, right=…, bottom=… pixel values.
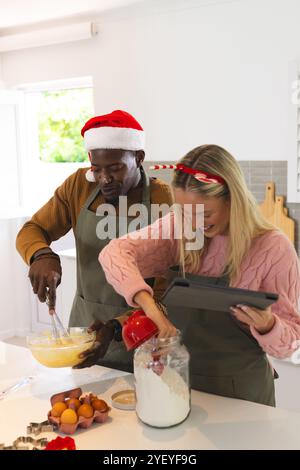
left=111, top=390, right=136, bottom=411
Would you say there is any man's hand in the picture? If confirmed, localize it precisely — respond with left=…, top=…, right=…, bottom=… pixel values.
left=28, top=253, right=62, bottom=306
left=73, top=320, right=115, bottom=369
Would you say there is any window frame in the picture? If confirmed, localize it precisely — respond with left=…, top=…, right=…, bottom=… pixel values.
left=13, top=76, right=94, bottom=210
left=16, top=75, right=94, bottom=165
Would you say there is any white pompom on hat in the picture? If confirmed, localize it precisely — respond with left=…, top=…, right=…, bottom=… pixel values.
left=81, top=110, right=145, bottom=182
left=85, top=168, right=97, bottom=182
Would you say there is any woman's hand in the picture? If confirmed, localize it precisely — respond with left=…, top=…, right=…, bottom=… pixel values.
left=146, top=305, right=177, bottom=338
left=230, top=304, right=275, bottom=334
left=134, top=290, right=177, bottom=338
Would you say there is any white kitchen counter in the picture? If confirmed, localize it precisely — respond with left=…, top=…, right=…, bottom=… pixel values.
left=0, top=342, right=300, bottom=450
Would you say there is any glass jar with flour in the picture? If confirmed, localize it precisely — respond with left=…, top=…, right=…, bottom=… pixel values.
left=134, top=333, right=190, bottom=428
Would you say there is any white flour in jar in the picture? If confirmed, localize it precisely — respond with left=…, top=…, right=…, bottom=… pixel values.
left=134, top=362, right=190, bottom=427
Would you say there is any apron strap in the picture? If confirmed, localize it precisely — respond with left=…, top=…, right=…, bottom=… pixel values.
left=83, top=185, right=102, bottom=210
left=140, top=166, right=152, bottom=225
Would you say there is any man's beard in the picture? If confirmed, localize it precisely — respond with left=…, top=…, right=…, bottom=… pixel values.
left=103, top=194, right=120, bottom=206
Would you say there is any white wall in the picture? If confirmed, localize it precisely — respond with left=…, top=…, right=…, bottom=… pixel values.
left=1, top=0, right=300, bottom=165
left=0, top=97, right=20, bottom=208
left=0, top=55, right=3, bottom=88
left=0, top=0, right=145, bottom=29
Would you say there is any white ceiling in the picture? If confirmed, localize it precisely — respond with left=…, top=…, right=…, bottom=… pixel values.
left=0, top=0, right=146, bottom=29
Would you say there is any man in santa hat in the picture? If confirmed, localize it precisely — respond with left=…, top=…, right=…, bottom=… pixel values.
left=16, top=110, right=173, bottom=371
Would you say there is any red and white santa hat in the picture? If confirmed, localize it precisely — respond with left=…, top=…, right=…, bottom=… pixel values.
left=81, top=110, right=145, bottom=182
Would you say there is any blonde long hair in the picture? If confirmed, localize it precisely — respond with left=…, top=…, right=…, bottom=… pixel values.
left=172, top=145, right=275, bottom=284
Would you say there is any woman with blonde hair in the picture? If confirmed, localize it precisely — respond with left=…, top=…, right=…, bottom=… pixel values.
left=99, top=144, right=300, bottom=405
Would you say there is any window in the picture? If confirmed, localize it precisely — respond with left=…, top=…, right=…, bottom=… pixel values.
left=16, top=77, right=94, bottom=209
left=19, top=76, right=94, bottom=164
left=38, top=87, right=93, bottom=163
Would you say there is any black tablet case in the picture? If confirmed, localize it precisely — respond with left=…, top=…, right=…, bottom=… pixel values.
left=162, top=277, right=278, bottom=312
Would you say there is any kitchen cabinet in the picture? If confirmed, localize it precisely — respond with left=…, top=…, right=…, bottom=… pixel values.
left=0, top=214, right=32, bottom=340
left=58, top=249, right=77, bottom=326
left=273, top=359, right=300, bottom=412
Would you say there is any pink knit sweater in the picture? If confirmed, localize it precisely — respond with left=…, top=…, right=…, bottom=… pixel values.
left=99, top=212, right=300, bottom=359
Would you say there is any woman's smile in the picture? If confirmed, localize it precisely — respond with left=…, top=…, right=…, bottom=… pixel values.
left=203, top=224, right=214, bottom=232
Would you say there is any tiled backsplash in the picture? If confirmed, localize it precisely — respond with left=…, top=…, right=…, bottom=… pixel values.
left=143, top=160, right=300, bottom=255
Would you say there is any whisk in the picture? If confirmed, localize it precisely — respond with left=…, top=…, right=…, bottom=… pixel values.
left=45, top=288, right=72, bottom=344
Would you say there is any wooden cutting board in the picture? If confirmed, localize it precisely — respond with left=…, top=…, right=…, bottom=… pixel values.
left=259, top=182, right=294, bottom=244
left=259, top=182, right=287, bottom=217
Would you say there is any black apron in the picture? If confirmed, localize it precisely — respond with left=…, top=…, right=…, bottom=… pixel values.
left=69, top=168, right=152, bottom=372
left=166, top=267, right=275, bottom=406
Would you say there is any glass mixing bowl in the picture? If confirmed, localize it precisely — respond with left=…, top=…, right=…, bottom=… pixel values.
left=27, top=327, right=96, bottom=368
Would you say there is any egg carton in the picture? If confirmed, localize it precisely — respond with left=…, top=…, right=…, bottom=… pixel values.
left=47, top=387, right=110, bottom=435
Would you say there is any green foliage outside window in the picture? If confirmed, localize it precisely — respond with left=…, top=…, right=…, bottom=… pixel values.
left=38, top=88, right=94, bottom=162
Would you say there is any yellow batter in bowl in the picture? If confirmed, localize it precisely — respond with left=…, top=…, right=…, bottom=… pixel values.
left=27, top=327, right=96, bottom=368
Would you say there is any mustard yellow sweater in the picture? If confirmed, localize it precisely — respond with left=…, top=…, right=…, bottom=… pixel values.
left=16, top=168, right=173, bottom=265
left=16, top=168, right=173, bottom=320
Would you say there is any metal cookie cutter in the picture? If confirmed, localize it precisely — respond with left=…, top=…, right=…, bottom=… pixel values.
left=0, top=436, right=49, bottom=450
left=27, top=420, right=54, bottom=436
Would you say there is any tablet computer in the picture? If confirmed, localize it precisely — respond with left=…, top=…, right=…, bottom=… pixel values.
left=162, top=277, right=278, bottom=312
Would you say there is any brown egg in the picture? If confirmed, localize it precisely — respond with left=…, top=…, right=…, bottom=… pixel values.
left=67, top=398, right=81, bottom=411
left=91, top=398, right=108, bottom=412
left=51, top=401, right=67, bottom=417
left=60, top=408, right=78, bottom=424
left=78, top=403, right=94, bottom=418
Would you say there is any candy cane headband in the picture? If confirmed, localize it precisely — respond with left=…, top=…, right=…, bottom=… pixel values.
left=149, top=164, right=225, bottom=185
